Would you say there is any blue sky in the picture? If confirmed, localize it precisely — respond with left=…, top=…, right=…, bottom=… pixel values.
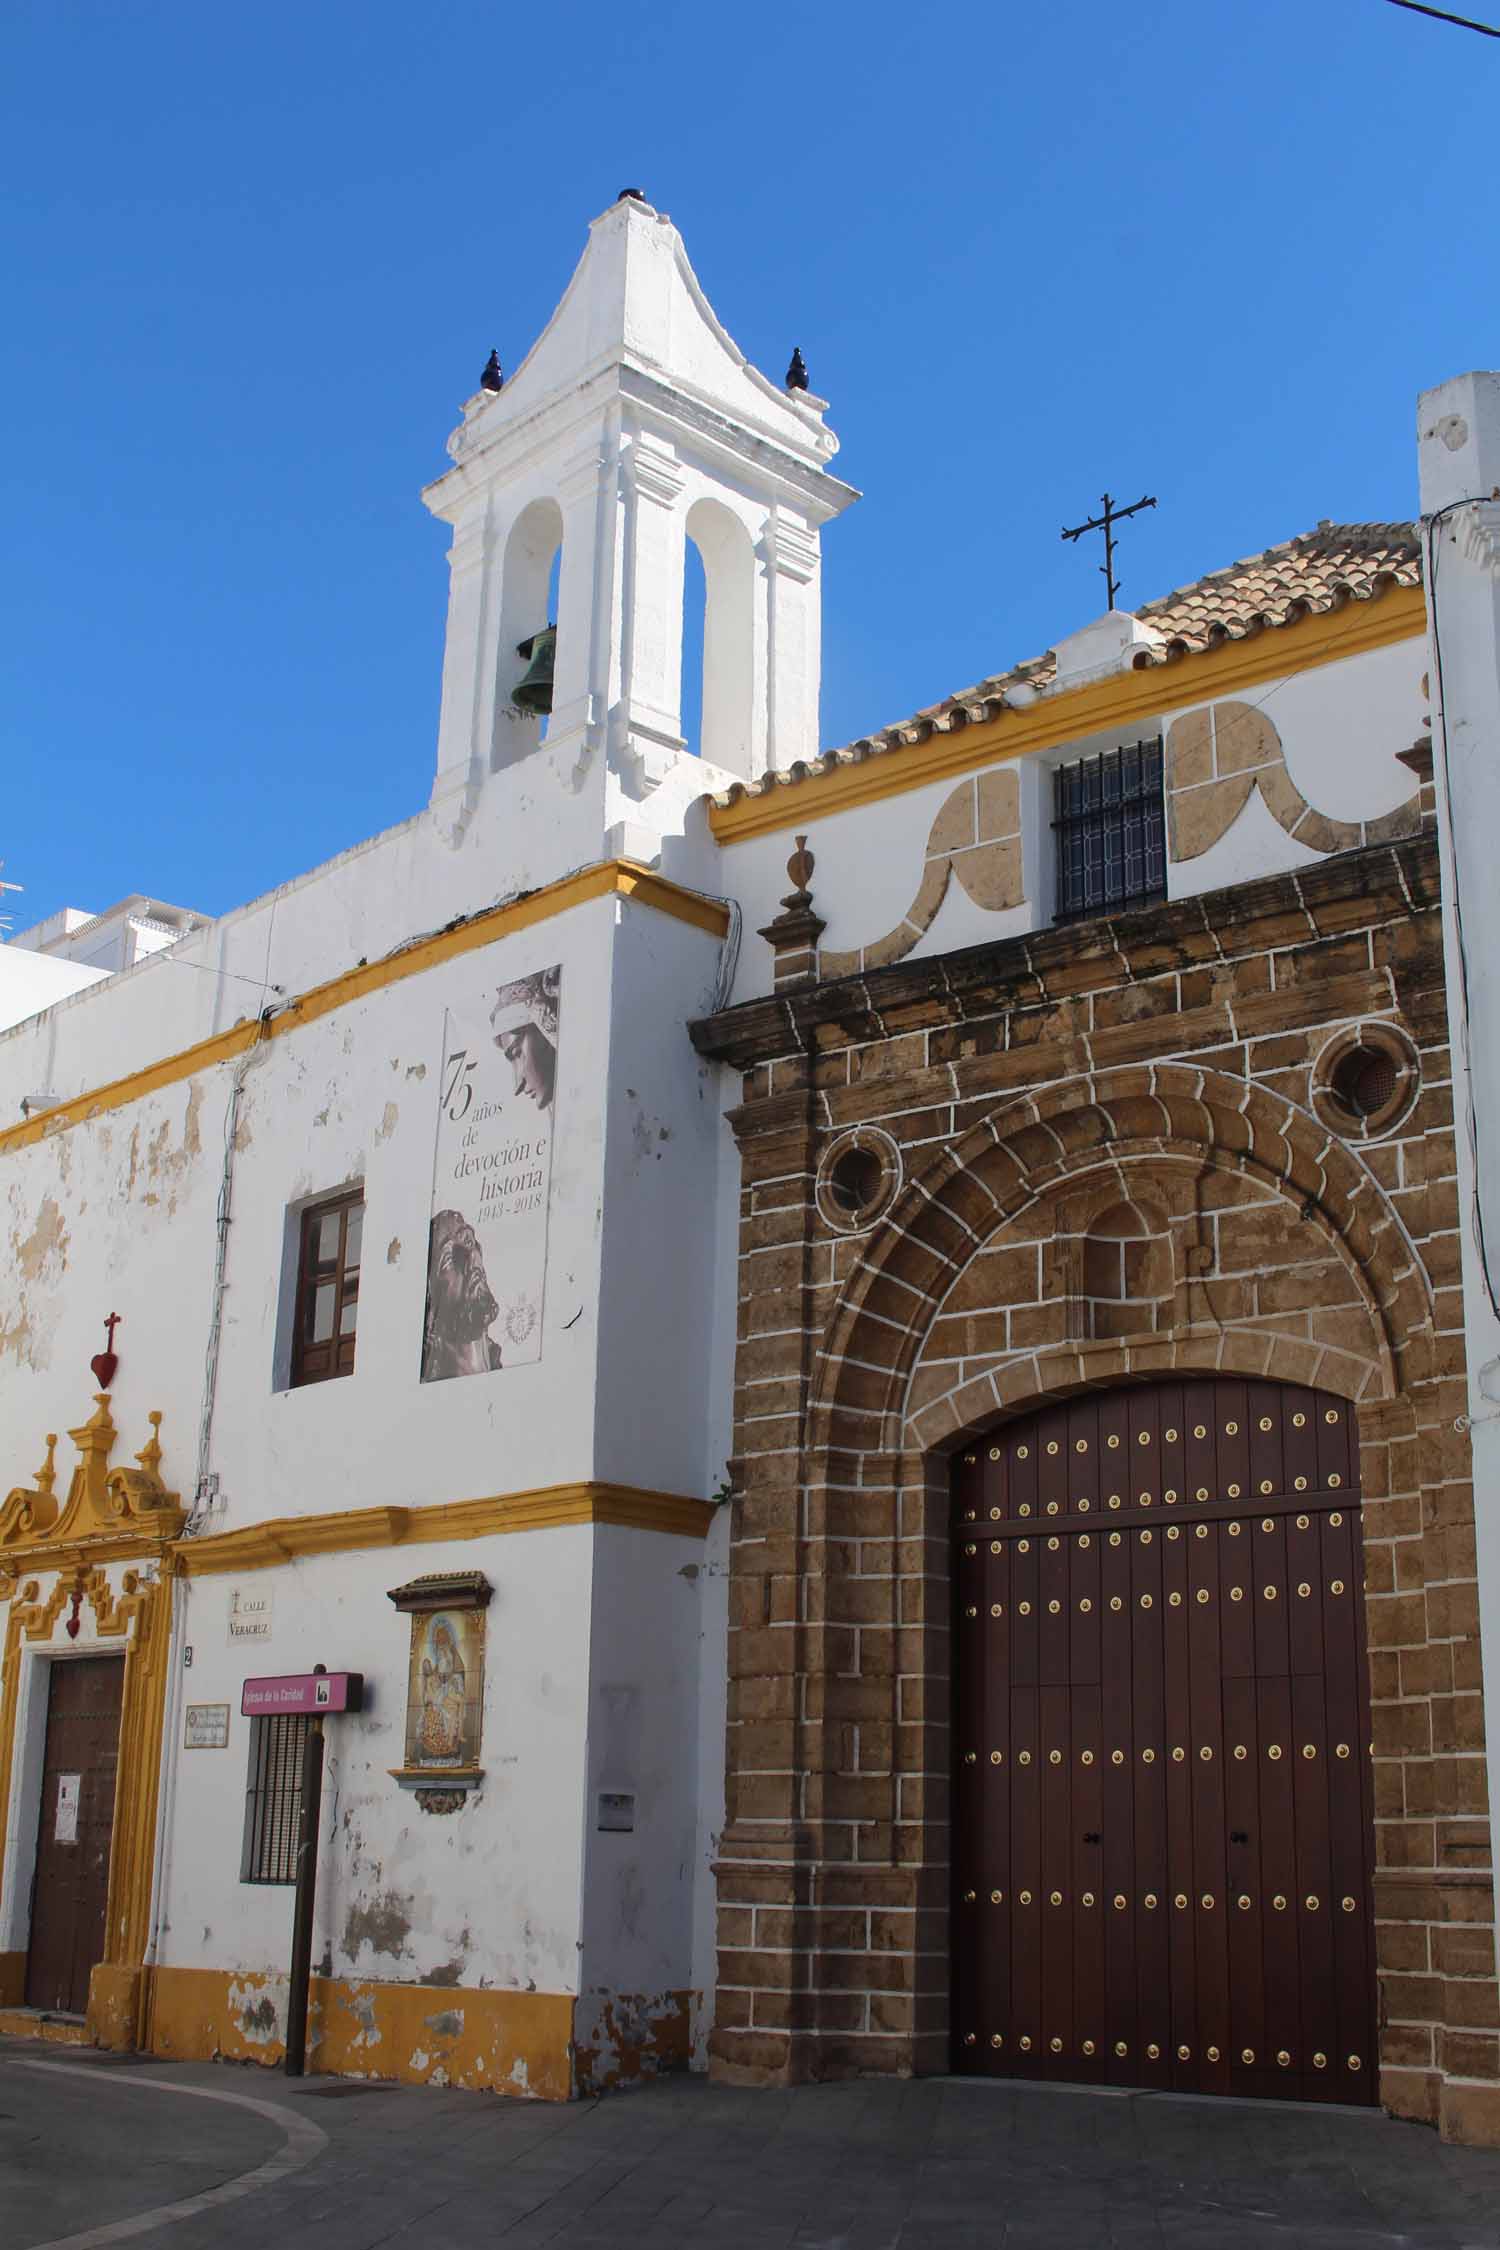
left=4, top=1, right=1497, bottom=933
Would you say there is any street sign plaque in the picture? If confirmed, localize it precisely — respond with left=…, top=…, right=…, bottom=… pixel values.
left=240, top=1672, right=364, bottom=1717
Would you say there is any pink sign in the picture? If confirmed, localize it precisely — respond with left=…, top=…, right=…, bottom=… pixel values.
left=241, top=1672, right=363, bottom=1716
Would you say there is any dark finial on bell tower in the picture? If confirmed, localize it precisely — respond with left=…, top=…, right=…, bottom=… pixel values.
left=785, top=347, right=809, bottom=393
left=617, top=187, right=646, bottom=203
left=480, top=350, right=504, bottom=395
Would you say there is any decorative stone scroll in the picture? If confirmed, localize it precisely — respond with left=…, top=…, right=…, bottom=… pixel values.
left=0, top=1395, right=184, bottom=1558
left=819, top=767, right=1023, bottom=979
left=1166, top=700, right=1421, bottom=862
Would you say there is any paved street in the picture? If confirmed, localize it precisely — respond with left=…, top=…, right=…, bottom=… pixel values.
left=6, top=2041, right=1500, bottom=2249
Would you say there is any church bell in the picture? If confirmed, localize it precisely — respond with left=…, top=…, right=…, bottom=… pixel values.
left=512, top=626, right=556, bottom=717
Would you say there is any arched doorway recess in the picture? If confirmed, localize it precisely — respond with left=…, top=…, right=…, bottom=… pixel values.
left=952, top=1374, right=1377, bottom=2105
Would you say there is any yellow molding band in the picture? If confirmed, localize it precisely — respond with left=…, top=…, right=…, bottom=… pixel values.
left=0, top=860, right=729, bottom=1158
left=708, top=584, right=1428, bottom=843
left=175, top=1481, right=717, bottom=1576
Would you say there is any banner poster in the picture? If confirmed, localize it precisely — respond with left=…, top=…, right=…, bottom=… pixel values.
left=421, top=964, right=561, bottom=1382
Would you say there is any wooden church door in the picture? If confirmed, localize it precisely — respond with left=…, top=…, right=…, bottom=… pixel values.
left=952, top=1379, right=1377, bottom=2104
left=25, top=1656, right=125, bottom=2016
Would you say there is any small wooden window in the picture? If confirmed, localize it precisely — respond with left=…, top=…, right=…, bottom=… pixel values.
left=241, top=1713, right=309, bottom=1884
left=291, top=1190, right=363, bottom=1386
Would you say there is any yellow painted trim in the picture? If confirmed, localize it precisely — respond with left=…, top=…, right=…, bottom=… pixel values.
left=144, top=1964, right=692, bottom=2097
left=0, top=2004, right=89, bottom=2045
left=175, top=1482, right=717, bottom=1577
left=147, top=1964, right=578, bottom=2100
left=0, top=1565, right=173, bottom=2047
left=0, top=860, right=728, bottom=1158
left=709, top=584, right=1428, bottom=843
left=2, top=1393, right=185, bottom=1562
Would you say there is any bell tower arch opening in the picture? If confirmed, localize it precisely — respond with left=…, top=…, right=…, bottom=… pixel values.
left=682, top=497, right=755, bottom=776
left=492, top=497, right=563, bottom=770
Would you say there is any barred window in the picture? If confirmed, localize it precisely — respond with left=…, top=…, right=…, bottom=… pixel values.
left=1053, top=740, right=1166, bottom=923
left=290, top=1190, right=362, bottom=1387
left=241, top=1713, right=310, bottom=1884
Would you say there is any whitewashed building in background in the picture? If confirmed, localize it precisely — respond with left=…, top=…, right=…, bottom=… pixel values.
left=1, top=194, right=1495, bottom=2139
left=0, top=895, right=202, bottom=1035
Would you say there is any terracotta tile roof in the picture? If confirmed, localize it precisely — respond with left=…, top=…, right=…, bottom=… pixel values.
left=712, top=520, right=1421, bottom=810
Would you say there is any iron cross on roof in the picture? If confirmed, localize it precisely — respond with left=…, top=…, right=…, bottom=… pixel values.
left=1061, top=491, right=1158, bottom=613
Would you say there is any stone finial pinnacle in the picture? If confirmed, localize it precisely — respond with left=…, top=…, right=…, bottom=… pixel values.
left=786, top=347, right=809, bottom=393
left=480, top=350, right=503, bottom=394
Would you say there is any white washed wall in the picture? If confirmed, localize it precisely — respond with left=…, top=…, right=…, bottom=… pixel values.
left=715, top=633, right=1427, bottom=1004
left=577, top=1524, right=711, bottom=2025
left=158, top=1528, right=593, bottom=2003
left=595, top=900, right=733, bottom=1498
left=0, top=861, right=733, bottom=2046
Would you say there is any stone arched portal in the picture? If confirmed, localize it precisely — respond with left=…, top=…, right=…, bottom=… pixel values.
left=695, top=832, right=1493, bottom=2144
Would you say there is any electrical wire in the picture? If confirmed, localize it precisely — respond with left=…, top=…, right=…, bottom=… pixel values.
left=187, top=1019, right=272, bottom=1529
left=1422, top=497, right=1500, bottom=1320
left=1384, top=0, right=1500, bottom=34
left=160, top=951, right=285, bottom=997
left=710, top=895, right=742, bottom=1012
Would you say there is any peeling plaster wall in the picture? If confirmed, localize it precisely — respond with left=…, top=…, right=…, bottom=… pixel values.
left=579, top=1527, right=706, bottom=2012
left=0, top=900, right=619, bottom=1518
left=570, top=1520, right=718, bottom=2089
left=0, top=854, right=733, bottom=2081
left=156, top=1530, right=592, bottom=2006
left=205, top=902, right=614, bottom=1516
left=1, top=1074, right=219, bottom=1435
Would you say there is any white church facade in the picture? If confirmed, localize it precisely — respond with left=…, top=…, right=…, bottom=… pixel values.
left=2, top=195, right=1499, bottom=2143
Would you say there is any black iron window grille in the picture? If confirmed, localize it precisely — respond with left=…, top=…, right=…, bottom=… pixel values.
left=241, top=1713, right=310, bottom=1884
left=1053, top=739, right=1166, bottom=923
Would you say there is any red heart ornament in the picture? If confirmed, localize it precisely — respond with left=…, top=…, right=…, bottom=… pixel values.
left=90, top=1352, right=118, bottom=1390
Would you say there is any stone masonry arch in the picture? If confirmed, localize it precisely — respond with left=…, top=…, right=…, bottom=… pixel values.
left=811, top=1064, right=1430, bottom=1463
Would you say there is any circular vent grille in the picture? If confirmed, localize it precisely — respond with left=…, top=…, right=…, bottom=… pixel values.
left=1332, top=1045, right=1399, bottom=1120
left=829, top=1146, right=884, bottom=1216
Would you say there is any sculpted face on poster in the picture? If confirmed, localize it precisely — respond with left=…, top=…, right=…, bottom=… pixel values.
left=421, top=965, right=561, bottom=1382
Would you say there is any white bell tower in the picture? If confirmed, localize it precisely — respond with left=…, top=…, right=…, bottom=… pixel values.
left=422, top=195, right=858, bottom=857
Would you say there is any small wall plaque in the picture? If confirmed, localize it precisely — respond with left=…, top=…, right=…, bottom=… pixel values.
left=185, top=1702, right=230, bottom=1749
left=228, top=1586, right=273, bottom=1642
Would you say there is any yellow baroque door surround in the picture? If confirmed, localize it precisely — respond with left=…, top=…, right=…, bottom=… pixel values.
left=0, top=1392, right=184, bottom=2048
